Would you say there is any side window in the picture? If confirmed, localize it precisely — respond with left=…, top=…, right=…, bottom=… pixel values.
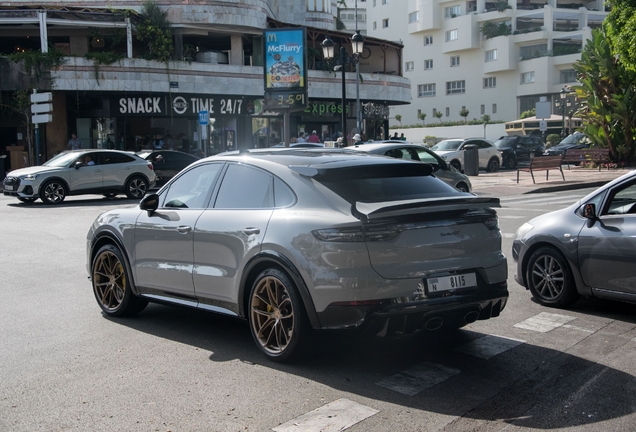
left=100, top=152, right=136, bottom=165
left=603, top=182, right=636, bottom=215
left=416, top=149, right=439, bottom=165
left=274, top=178, right=295, bottom=207
left=214, top=164, right=274, bottom=209
left=162, top=163, right=223, bottom=209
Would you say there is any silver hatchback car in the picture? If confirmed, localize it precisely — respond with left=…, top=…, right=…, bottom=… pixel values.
left=87, top=149, right=508, bottom=361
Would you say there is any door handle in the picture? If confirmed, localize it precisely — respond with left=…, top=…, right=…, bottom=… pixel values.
left=242, top=227, right=260, bottom=235
left=177, top=226, right=192, bottom=234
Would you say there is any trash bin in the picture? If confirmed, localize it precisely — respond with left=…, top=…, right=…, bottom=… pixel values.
left=463, top=144, right=479, bottom=176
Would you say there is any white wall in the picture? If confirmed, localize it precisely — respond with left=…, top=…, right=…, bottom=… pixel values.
left=389, top=123, right=507, bottom=144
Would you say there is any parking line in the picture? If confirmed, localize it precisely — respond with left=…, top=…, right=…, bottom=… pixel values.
left=272, top=398, right=378, bottom=432
left=375, top=361, right=461, bottom=396
left=514, top=312, right=576, bottom=333
left=454, top=334, right=525, bottom=359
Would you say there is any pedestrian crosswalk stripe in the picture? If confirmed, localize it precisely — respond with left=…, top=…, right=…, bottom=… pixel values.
left=272, top=398, right=378, bottom=432
left=454, top=334, right=525, bottom=359
left=375, top=361, right=461, bottom=396
left=514, top=312, right=576, bottom=333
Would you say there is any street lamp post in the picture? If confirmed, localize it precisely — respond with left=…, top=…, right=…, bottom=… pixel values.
left=321, top=31, right=365, bottom=143
left=559, top=88, right=567, bottom=138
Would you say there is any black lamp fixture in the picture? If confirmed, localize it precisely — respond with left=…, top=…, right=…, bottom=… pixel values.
left=321, top=30, right=365, bottom=142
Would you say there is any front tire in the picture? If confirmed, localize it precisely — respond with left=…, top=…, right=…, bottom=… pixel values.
left=526, top=247, right=579, bottom=308
left=40, top=180, right=66, bottom=204
left=456, top=182, right=470, bottom=193
left=125, top=176, right=148, bottom=199
left=248, top=268, right=308, bottom=362
left=504, top=156, right=517, bottom=170
left=450, top=160, right=462, bottom=171
left=486, top=157, right=500, bottom=173
left=91, top=244, right=148, bottom=317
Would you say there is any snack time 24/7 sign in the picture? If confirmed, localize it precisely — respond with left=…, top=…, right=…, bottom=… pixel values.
left=115, top=94, right=245, bottom=117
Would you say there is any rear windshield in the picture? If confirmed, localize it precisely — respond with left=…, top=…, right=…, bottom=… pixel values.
left=559, top=133, right=588, bottom=145
left=315, top=164, right=461, bottom=203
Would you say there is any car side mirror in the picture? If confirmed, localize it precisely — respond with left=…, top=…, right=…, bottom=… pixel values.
left=582, top=203, right=597, bottom=219
left=140, top=193, right=159, bottom=215
left=74, top=161, right=83, bottom=169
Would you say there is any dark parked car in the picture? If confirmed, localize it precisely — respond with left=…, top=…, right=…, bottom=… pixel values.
left=137, top=150, right=200, bottom=188
left=544, top=132, right=591, bottom=156
left=513, top=170, right=636, bottom=308
left=494, top=135, right=545, bottom=169
left=87, top=148, right=508, bottom=362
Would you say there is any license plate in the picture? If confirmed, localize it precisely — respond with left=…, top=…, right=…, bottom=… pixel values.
left=427, top=273, right=477, bottom=293
left=5, top=185, right=13, bottom=191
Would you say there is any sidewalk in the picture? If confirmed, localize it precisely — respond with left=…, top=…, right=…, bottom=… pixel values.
left=469, top=165, right=631, bottom=197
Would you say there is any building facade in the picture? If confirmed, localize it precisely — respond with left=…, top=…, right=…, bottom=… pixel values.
left=365, top=0, right=608, bottom=126
left=0, top=0, right=409, bottom=169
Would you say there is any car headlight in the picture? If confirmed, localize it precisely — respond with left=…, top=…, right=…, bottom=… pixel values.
left=514, top=222, right=534, bottom=240
left=20, top=173, right=39, bottom=181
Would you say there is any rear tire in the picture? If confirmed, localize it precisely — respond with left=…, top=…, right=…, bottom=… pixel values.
left=504, top=156, right=517, bottom=170
left=450, top=160, right=462, bottom=171
left=125, top=176, right=148, bottom=199
left=526, top=247, right=579, bottom=308
left=248, top=268, right=308, bottom=362
left=40, top=180, right=66, bottom=204
left=91, top=244, right=148, bottom=317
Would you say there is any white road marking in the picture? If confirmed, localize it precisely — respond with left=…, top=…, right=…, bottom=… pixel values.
left=272, top=398, right=378, bottom=432
left=375, top=361, right=461, bottom=396
left=562, top=324, right=595, bottom=333
left=503, top=233, right=515, bottom=238
left=514, top=312, right=576, bottom=333
left=454, top=334, right=526, bottom=359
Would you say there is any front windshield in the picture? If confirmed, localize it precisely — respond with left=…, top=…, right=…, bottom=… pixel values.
left=43, top=152, right=81, bottom=167
left=559, top=133, right=588, bottom=146
left=431, top=140, right=462, bottom=151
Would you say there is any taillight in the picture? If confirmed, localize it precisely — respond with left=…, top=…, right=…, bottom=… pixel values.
left=312, top=224, right=400, bottom=242
left=484, top=216, right=499, bottom=230
left=147, top=162, right=154, bottom=170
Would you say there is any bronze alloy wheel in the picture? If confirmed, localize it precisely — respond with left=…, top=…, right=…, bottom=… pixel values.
left=92, top=244, right=148, bottom=316
left=527, top=247, right=579, bottom=307
left=249, top=269, right=305, bottom=361
left=125, top=177, right=148, bottom=199
left=40, top=180, right=66, bottom=204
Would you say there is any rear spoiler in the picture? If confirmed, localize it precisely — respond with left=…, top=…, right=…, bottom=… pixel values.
left=353, top=196, right=501, bottom=222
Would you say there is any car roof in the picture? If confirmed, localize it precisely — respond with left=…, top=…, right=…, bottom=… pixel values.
left=348, top=142, right=428, bottom=151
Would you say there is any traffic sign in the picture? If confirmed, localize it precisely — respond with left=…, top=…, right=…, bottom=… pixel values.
left=30, top=92, right=52, bottom=103
left=535, top=100, right=551, bottom=119
left=539, top=120, right=547, bottom=132
left=31, top=103, right=53, bottom=114
left=198, top=110, right=209, bottom=125
left=32, top=114, right=53, bottom=124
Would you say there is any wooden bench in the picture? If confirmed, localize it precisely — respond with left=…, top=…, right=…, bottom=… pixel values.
left=563, top=148, right=610, bottom=171
left=516, top=155, right=565, bottom=184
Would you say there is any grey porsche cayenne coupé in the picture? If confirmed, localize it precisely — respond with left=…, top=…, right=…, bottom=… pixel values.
left=87, top=149, right=508, bottom=361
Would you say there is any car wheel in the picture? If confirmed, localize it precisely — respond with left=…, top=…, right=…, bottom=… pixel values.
left=504, top=156, right=517, bottom=170
left=248, top=268, right=308, bottom=362
left=17, top=197, right=37, bottom=203
left=486, top=157, right=500, bottom=173
left=456, top=182, right=470, bottom=193
left=125, top=176, right=148, bottom=199
left=40, top=180, right=66, bottom=205
left=91, top=244, right=148, bottom=317
left=526, top=247, right=579, bottom=308
left=450, top=160, right=462, bottom=171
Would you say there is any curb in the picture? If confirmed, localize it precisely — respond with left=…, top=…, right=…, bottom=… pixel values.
left=523, top=180, right=612, bottom=194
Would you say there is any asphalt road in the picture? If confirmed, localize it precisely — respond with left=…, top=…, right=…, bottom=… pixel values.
left=1, top=189, right=635, bottom=432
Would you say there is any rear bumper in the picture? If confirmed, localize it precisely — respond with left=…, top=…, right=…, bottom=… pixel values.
left=317, top=283, right=508, bottom=335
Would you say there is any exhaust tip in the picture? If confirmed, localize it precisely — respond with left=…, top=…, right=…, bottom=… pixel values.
left=424, top=316, right=444, bottom=331
left=464, top=311, right=479, bottom=324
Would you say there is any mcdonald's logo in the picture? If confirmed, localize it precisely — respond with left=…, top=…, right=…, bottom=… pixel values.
left=266, top=33, right=277, bottom=43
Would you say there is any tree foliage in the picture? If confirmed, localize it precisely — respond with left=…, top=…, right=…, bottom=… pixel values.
left=604, top=0, right=636, bottom=72
left=459, top=108, right=469, bottom=124
left=136, top=0, right=173, bottom=63
left=573, top=28, right=636, bottom=163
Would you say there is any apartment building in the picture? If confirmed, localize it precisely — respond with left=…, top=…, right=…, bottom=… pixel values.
left=366, top=0, right=608, bottom=126
left=0, top=0, right=408, bottom=167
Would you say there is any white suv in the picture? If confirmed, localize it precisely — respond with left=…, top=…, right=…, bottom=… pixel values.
left=431, top=138, right=502, bottom=173
left=3, top=150, right=156, bottom=204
